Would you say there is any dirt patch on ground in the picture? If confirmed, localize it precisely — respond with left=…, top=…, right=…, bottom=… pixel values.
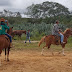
left=24, top=41, right=39, bottom=43
left=0, top=50, right=72, bottom=72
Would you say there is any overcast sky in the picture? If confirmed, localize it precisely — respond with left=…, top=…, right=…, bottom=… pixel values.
left=0, top=0, right=72, bottom=12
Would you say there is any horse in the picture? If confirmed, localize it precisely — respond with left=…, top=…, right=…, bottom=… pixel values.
left=11, top=30, right=26, bottom=38
left=38, top=28, right=72, bottom=56
left=0, top=27, right=13, bottom=66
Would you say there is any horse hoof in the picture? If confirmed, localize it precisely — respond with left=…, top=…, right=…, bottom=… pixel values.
left=7, top=59, right=9, bottom=61
left=41, top=53, right=44, bottom=56
left=58, top=51, right=61, bottom=54
left=63, top=54, right=66, bottom=56
left=52, top=53, right=54, bottom=56
left=4, top=59, right=6, bottom=61
left=42, top=54, right=44, bottom=56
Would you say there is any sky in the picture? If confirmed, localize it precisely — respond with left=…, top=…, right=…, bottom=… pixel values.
left=0, top=0, right=72, bottom=12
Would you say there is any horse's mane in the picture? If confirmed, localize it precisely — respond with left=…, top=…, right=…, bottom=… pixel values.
left=63, top=28, right=72, bottom=38
left=63, top=28, right=69, bottom=34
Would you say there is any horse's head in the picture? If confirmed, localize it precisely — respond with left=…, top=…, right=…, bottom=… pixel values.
left=63, top=28, right=72, bottom=37
left=25, top=31, right=26, bottom=34
left=22, top=30, right=26, bottom=34
left=7, top=27, right=13, bottom=35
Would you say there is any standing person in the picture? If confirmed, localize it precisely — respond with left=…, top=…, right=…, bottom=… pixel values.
left=25, top=30, right=31, bottom=43
left=52, top=20, right=65, bottom=44
left=0, top=18, right=12, bottom=47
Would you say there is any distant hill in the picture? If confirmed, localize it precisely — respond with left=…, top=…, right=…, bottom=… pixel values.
left=26, top=1, right=70, bottom=18
left=0, top=9, right=21, bottom=17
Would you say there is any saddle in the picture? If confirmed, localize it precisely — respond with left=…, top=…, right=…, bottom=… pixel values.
left=5, top=36, right=9, bottom=41
left=0, top=35, right=10, bottom=42
left=54, top=35, right=61, bottom=45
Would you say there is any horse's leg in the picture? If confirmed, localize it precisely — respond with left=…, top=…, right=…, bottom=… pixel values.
left=62, top=45, right=65, bottom=56
left=62, top=48, right=65, bottom=56
left=41, top=44, right=48, bottom=55
left=7, top=47, right=10, bottom=61
left=0, top=50, right=2, bottom=66
left=41, top=46, right=45, bottom=55
left=0, top=54, right=1, bottom=66
left=12, top=35, right=14, bottom=39
left=5, top=48, right=6, bottom=61
left=51, top=48, right=54, bottom=56
left=19, top=35, right=21, bottom=39
left=58, top=50, right=62, bottom=54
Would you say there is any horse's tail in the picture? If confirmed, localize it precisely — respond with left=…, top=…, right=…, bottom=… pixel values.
left=38, top=36, right=46, bottom=47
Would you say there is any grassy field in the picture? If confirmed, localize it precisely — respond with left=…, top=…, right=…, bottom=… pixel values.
left=12, top=40, right=72, bottom=52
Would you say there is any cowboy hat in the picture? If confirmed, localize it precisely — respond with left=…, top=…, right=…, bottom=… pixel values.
left=0, top=18, right=5, bottom=22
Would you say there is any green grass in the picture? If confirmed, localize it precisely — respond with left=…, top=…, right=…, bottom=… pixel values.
left=11, top=40, right=72, bottom=52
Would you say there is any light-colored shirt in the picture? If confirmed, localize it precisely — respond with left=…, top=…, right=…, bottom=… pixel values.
left=52, top=24, right=60, bottom=35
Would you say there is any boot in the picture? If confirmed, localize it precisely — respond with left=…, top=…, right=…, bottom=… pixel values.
left=61, top=42, right=66, bottom=45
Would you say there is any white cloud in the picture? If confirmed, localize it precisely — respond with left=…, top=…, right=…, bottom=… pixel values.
left=0, top=0, right=72, bottom=11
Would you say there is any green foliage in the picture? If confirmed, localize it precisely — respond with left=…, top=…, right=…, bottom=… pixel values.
left=0, top=15, right=72, bottom=41
left=8, top=20, right=67, bottom=40
left=67, top=36, right=72, bottom=43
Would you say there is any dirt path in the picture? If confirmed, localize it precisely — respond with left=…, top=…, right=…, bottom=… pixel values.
left=24, top=41, right=39, bottom=43
left=0, top=50, right=72, bottom=72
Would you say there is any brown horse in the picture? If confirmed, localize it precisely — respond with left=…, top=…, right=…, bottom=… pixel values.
left=0, top=27, right=13, bottom=66
left=38, top=28, right=72, bottom=56
left=11, top=30, right=26, bottom=38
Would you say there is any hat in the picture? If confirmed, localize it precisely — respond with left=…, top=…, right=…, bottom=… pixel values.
left=0, top=18, right=5, bottom=22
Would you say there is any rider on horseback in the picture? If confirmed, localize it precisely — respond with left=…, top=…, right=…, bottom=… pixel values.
left=52, top=20, right=65, bottom=44
left=0, top=18, right=12, bottom=47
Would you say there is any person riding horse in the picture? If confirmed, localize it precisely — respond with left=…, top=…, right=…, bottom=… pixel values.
left=0, top=18, right=12, bottom=47
left=52, top=20, right=65, bottom=44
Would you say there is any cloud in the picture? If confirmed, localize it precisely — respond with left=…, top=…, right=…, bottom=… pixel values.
left=0, top=0, right=11, bottom=6
left=0, top=0, right=72, bottom=12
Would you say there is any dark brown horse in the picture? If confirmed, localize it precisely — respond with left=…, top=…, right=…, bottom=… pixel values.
left=38, top=28, right=72, bottom=56
left=11, top=30, right=26, bottom=38
left=0, top=27, right=13, bottom=66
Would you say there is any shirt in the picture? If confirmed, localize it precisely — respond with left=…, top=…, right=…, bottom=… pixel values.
left=52, top=24, right=60, bottom=35
left=0, top=22, right=9, bottom=35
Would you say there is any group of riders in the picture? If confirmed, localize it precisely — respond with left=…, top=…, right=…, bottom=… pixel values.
left=0, top=18, right=65, bottom=48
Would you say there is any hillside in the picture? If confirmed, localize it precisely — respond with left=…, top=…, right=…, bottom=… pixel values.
left=0, top=9, right=21, bottom=17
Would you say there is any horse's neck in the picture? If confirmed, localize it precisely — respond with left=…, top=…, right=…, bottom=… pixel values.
left=22, top=30, right=25, bottom=33
left=63, top=33, right=70, bottom=39
left=63, top=28, right=72, bottom=38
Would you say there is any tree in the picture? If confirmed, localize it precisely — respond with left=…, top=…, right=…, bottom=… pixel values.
left=26, top=1, right=70, bottom=18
